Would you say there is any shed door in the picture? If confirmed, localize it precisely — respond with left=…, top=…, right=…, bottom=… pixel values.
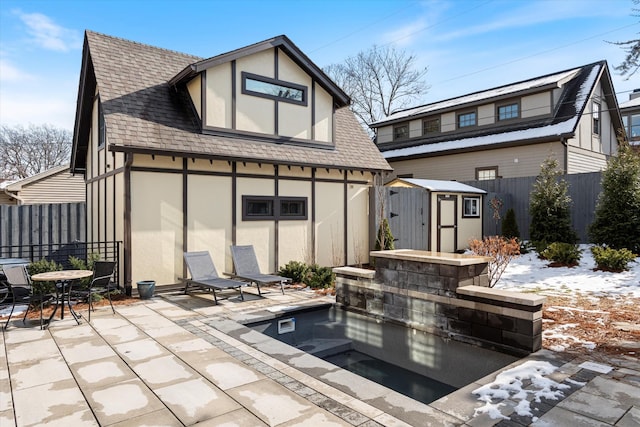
left=437, top=194, right=457, bottom=253
left=387, top=188, right=429, bottom=250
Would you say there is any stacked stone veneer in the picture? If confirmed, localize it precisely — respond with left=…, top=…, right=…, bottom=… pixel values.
left=334, top=250, right=545, bottom=355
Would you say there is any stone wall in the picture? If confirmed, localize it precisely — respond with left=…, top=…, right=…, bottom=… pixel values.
left=335, top=251, right=544, bottom=355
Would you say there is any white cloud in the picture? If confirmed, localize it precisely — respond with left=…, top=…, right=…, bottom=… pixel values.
left=381, top=18, right=428, bottom=47
left=14, top=10, right=82, bottom=52
left=0, top=59, right=35, bottom=82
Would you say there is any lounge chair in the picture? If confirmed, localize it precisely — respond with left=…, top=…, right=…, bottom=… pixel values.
left=183, top=251, right=245, bottom=304
left=230, top=245, right=290, bottom=295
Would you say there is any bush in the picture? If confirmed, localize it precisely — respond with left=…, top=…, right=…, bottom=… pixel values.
left=303, top=264, right=335, bottom=289
left=541, top=242, right=581, bottom=267
left=469, top=236, right=520, bottom=287
left=69, top=253, right=101, bottom=287
left=590, top=246, right=637, bottom=272
left=278, top=261, right=309, bottom=283
left=375, top=218, right=395, bottom=251
left=27, top=259, right=63, bottom=294
left=501, top=208, right=520, bottom=239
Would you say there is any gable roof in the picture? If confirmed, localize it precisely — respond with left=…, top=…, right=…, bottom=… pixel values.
left=5, top=165, right=71, bottom=191
left=71, top=31, right=391, bottom=173
left=373, top=61, right=622, bottom=160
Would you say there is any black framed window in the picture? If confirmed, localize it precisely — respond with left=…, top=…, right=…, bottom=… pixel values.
left=98, top=99, right=106, bottom=149
left=423, top=117, right=440, bottom=135
left=241, top=72, right=307, bottom=105
left=463, top=197, right=480, bottom=217
left=242, top=196, right=307, bottom=221
left=592, top=101, right=600, bottom=135
left=498, top=103, right=519, bottom=121
left=393, top=124, right=409, bottom=140
left=458, top=111, right=476, bottom=128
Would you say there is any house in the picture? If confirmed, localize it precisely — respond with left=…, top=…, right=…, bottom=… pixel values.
left=384, top=178, right=485, bottom=252
left=371, top=61, right=623, bottom=181
left=0, top=165, right=85, bottom=205
left=70, top=31, right=391, bottom=288
left=619, top=88, right=640, bottom=147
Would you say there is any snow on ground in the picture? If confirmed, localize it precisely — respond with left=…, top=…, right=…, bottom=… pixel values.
left=495, top=245, right=640, bottom=297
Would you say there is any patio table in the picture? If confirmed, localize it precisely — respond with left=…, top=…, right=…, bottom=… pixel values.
left=31, top=270, right=93, bottom=326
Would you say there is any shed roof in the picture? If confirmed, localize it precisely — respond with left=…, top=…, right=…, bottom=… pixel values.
left=71, top=31, right=391, bottom=173
left=388, top=178, right=486, bottom=194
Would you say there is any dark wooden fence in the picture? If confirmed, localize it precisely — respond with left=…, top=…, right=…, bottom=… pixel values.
left=463, top=171, right=603, bottom=242
left=0, top=203, right=86, bottom=248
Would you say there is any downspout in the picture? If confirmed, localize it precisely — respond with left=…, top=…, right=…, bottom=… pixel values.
left=561, top=137, right=569, bottom=174
left=123, top=152, right=134, bottom=296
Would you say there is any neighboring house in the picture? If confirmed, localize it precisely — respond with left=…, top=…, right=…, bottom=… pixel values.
left=70, top=31, right=391, bottom=288
left=619, top=88, right=640, bottom=146
left=371, top=61, right=623, bottom=181
left=384, top=178, right=485, bottom=252
left=0, top=165, right=85, bottom=205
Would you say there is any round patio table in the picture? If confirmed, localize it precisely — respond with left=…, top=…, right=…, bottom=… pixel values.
left=31, top=270, right=93, bottom=326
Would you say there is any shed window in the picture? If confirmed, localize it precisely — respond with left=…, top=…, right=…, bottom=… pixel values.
left=243, top=196, right=307, bottom=221
left=463, top=197, right=480, bottom=218
left=242, top=72, right=307, bottom=105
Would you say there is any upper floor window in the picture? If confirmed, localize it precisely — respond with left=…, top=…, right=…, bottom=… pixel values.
left=423, top=117, right=440, bottom=135
left=241, top=72, right=307, bottom=106
left=98, top=100, right=106, bottom=149
left=592, top=101, right=600, bottom=135
left=393, top=124, right=409, bottom=140
left=498, top=103, right=519, bottom=121
left=631, top=114, right=640, bottom=140
left=476, top=166, right=498, bottom=180
left=458, top=111, right=476, bottom=128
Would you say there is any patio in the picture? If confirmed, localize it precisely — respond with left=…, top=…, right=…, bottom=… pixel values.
left=1, top=286, right=639, bottom=426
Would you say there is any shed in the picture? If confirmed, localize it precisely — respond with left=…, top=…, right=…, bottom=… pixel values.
left=384, top=178, right=486, bottom=252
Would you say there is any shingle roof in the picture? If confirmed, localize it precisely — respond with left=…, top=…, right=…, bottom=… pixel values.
left=73, top=31, right=391, bottom=172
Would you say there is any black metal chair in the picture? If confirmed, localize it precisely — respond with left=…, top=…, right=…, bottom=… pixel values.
left=80, top=261, right=117, bottom=321
left=2, top=265, right=50, bottom=330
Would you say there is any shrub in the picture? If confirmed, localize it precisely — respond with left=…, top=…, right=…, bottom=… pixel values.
left=27, top=259, right=63, bottom=294
left=590, top=246, right=637, bottom=272
left=375, top=218, right=395, bottom=251
left=303, top=264, right=335, bottom=289
left=501, top=208, right=520, bottom=239
left=278, top=261, right=309, bottom=283
left=541, top=242, right=581, bottom=267
left=69, top=253, right=101, bottom=287
left=469, top=236, right=520, bottom=287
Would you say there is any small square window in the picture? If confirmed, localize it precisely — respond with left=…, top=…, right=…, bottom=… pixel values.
left=498, top=103, right=519, bottom=121
left=423, top=117, right=440, bottom=135
left=393, top=124, right=409, bottom=140
left=476, top=167, right=498, bottom=180
left=458, top=112, right=476, bottom=128
left=463, top=197, right=480, bottom=218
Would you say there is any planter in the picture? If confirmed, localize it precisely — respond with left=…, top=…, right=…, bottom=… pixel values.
left=137, top=280, right=155, bottom=299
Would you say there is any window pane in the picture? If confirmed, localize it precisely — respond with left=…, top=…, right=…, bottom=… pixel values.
left=245, top=78, right=304, bottom=102
left=247, top=200, right=273, bottom=217
left=423, top=118, right=440, bottom=134
left=458, top=112, right=476, bottom=128
left=498, top=104, right=518, bottom=121
left=631, top=114, right=640, bottom=138
left=593, top=102, right=600, bottom=135
left=281, top=200, right=305, bottom=216
left=463, top=197, right=480, bottom=217
left=394, top=125, right=409, bottom=140
left=477, top=169, right=496, bottom=180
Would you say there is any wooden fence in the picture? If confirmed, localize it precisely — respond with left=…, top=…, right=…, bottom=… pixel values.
left=463, top=171, right=603, bottom=242
left=0, top=203, right=86, bottom=249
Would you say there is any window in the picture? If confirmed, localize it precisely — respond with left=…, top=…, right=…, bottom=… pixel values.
left=423, top=117, right=440, bottom=135
left=592, top=101, right=600, bottom=135
left=242, top=196, right=307, bottom=221
left=393, top=124, right=409, bottom=140
left=458, top=111, right=476, bottom=128
left=98, top=100, right=106, bottom=149
left=631, top=114, right=640, bottom=140
left=498, top=103, right=519, bottom=121
left=476, top=167, right=498, bottom=180
left=241, top=72, right=307, bottom=105
left=463, top=197, right=480, bottom=217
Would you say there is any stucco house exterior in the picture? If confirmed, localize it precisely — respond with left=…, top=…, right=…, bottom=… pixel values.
left=371, top=61, right=623, bottom=181
left=0, top=165, right=85, bottom=205
left=70, top=31, right=391, bottom=288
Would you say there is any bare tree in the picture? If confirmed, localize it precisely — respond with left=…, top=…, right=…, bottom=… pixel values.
left=609, top=0, right=640, bottom=79
left=325, top=45, right=429, bottom=136
left=0, top=124, right=72, bottom=180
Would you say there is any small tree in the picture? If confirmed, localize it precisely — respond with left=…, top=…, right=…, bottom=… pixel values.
left=375, top=218, right=395, bottom=251
left=589, top=140, right=640, bottom=253
left=501, top=208, right=520, bottom=239
left=529, top=157, right=578, bottom=248
left=469, top=236, right=520, bottom=287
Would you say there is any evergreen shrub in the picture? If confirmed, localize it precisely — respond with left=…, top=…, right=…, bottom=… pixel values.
left=590, top=246, right=637, bottom=272
left=541, top=242, right=582, bottom=267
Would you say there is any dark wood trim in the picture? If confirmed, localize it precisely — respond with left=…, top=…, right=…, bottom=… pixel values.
left=311, top=167, right=316, bottom=264
left=182, top=158, right=188, bottom=278
left=231, top=60, right=236, bottom=130
left=274, top=164, right=279, bottom=271
left=85, top=166, right=124, bottom=183
left=201, top=70, right=207, bottom=129
left=124, top=152, right=133, bottom=291
left=311, top=82, right=316, bottom=141
left=232, top=161, right=237, bottom=245
left=274, top=49, right=279, bottom=135
left=200, top=125, right=335, bottom=150
left=343, top=170, right=348, bottom=265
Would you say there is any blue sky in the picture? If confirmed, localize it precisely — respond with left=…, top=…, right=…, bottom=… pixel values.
left=0, top=0, right=638, bottom=131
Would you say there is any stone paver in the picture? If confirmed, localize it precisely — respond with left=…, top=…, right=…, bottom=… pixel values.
left=1, top=286, right=639, bottom=427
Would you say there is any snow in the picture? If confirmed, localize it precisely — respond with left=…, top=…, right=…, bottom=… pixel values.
left=397, top=178, right=486, bottom=194
left=496, top=245, right=640, bottom=298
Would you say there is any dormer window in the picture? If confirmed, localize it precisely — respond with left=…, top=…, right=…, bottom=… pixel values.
left=423, top=117, right=440, bottom=135
left=242, top=72, right=307, bottom=106
left=497, top=102, right=519, bottom=121
left=393, top=124, right=409, bottom=140
left=458, top=111, right=476, bottom=128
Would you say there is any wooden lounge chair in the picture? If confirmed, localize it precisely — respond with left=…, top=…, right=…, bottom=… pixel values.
left=230, top=245, right=290, bottom=295
left=183, top=251, right=245, bottom=304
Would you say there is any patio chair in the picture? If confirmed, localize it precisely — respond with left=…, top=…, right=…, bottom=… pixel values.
left=230, top=245, right=290, bottom=295
left=183, top=251, right=245, bottom=304
left=2, top=264, right=51, bottom=330
left=75, top=261, right=117, bottom=321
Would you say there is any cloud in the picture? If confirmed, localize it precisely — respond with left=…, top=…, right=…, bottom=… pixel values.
left=381, top=18, right=429, bottom=47
left=14, top=10, right=82, bottom=52
left=0, top=59, right=35, bottom=82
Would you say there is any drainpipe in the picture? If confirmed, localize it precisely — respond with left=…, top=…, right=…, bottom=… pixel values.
left=561, top=137, right=568, bottom=174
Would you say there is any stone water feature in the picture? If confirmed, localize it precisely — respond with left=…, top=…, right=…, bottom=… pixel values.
left=334, top=249, right=544, bottom=355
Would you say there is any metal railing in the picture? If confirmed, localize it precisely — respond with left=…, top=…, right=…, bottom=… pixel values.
left=0, top=241, right=121, bottom=288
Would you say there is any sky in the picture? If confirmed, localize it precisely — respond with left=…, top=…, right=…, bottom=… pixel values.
left=0, top=0, right=638, bottom=132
